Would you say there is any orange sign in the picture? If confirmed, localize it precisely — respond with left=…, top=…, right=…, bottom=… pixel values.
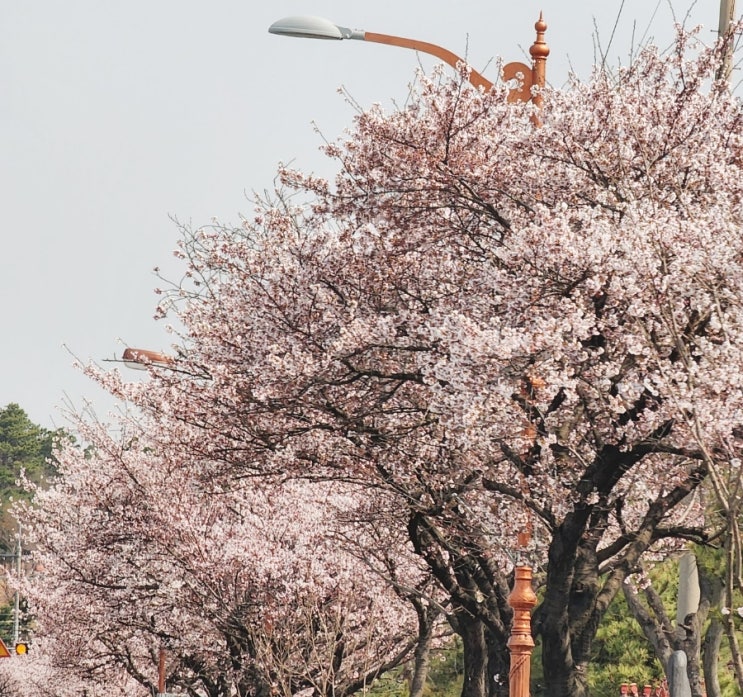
left=0, top=639, right=11, bottom=658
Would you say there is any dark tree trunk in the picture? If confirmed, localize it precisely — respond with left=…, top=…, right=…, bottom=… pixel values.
left=457, top=612, right=489, bottom=697
left=678, top=597, right=710, bottom=697
left=537, top=509, right=619, bottom=697
left=539, top=605, right=590, bottom=697
left=699, top=559, right=725, bottom=697
left=533, top=443, right=705, bottom=697
left=409, top=604, right=437, bottom=697
left=409, top=640, right=432, bottom=697
left=538, top=523, right=589, bottom=697
left=486, top=628, right=510, bottom=697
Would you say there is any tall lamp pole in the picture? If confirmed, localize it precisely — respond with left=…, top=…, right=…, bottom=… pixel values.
left=508, top=566, right=538, bottom=697
left=269, top=14, right=547, bottom=697
left=269, top=15, right=548, bottom=104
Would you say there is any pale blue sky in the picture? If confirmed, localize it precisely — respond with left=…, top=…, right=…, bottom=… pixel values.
left=0, top=1, right=727, bottom=429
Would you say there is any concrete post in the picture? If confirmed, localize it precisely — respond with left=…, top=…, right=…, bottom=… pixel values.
left=676, top=552, right=700, bottom=627
left=669, top=650, right=692, bottom=697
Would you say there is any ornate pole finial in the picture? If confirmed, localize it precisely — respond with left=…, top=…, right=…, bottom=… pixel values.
left=508, top=566, right=538, bottom=697
left=529, top=12, right=549, bottom=110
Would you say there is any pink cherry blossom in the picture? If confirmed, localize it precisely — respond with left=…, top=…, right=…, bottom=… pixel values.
left=13, top=23, right=743, bottom=697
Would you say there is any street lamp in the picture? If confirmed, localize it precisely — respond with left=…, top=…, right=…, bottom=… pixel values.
left=269, top=14, right=547, bottom=697
left=269, top=14, right=549, bottom=104
left=120, top=347, right=213, bottom=380
left=121, top=347, right=174, bottom=370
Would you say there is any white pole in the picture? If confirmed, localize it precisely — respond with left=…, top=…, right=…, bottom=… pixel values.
left=718, top=0, right=737, bottom=82
left=676, top=552, right=700, bottom=627
left=12, top=525, right=21, bottom=648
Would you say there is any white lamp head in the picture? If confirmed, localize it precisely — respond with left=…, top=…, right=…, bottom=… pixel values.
left=268, top=16, right=364, bottom=41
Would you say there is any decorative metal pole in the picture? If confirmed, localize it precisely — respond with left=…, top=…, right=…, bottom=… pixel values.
left=508, top=565, right=538, bottom=697
left=529, top=13, right=550, bottom=122
left=269, top=13, right=549, bottom=105
left=158, top=645, right=166, bottom=695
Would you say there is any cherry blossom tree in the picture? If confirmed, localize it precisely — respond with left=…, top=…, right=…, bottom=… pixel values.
left=15, top=23, right=743, bottom=697
left=0, top=640, right=140, bottom=697
left=105, top=27, right=741, bottom=697
left=15, top=415, right=421, bottom=697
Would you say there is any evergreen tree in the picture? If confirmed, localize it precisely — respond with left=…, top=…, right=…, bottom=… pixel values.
left=0, top=404, right=59, bottom=550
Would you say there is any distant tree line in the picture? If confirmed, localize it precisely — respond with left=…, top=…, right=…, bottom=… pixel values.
left=0, top=403, right=59, bottom=551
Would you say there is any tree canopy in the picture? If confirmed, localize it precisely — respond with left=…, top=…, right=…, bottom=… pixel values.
left=0, top=404, right=56, bottom=493
left=0, top=403, right=58, bottom=549
left=8, top=26, right=743, bottom=697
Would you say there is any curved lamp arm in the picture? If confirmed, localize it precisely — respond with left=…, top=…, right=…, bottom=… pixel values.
left=268, top=15, right=537, bottom=101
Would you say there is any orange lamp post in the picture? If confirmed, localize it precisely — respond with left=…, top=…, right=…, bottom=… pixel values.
left=269, top=12, right=548, bottom=697
left=269, top=14, right=548, bottom=104
left=158, top=645, right=166, bottom=695
left=508, top=565, right=538, bottom=697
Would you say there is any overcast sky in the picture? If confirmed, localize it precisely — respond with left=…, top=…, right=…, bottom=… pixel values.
left=1, top=1, right=730, bottom=430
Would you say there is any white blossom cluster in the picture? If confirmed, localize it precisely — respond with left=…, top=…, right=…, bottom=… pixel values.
left=11, top=25, right=743, bottom=697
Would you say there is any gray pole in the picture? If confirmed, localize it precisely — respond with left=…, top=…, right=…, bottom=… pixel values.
left=718, top=0, right=737, bottom=82
left=669, top=650, right=692, bottom=697
left=11, top=525, right=21, bottom=648
left=671, top=553, right=697, bottom=697
left=676, top=552, right=700, bottom=627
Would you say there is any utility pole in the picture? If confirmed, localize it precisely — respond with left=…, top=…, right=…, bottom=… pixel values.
left=12, top=525, right=21, bottom=648
left=718, top=0, right=738, bottom=82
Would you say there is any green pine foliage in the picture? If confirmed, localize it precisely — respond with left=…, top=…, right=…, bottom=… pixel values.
left=588, top=553, right=743, bottom=697
left=0, top=604, right=13, bottom=648
left=0, top=403, right=63, bottom=650
left=0, top=403, right=59, bottom=494
left=589, top=586, right=666, bottom=696
left=367, top=638, right=464, bottom=697
left=421, top=640, right=464, bottom=697
left=0, top=403, right=62, bottom=547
